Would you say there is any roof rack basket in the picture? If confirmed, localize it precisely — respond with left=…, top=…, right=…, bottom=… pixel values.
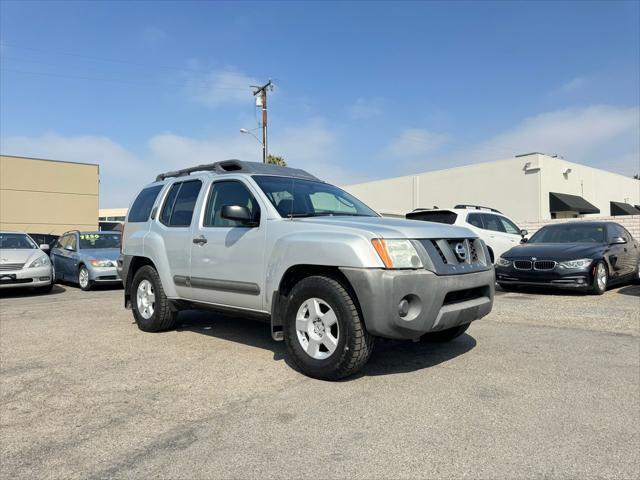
left=454, top=204, right=503, bottom=213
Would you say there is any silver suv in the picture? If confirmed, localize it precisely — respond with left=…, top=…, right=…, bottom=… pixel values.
left=121, top=160, right=495, bottom=380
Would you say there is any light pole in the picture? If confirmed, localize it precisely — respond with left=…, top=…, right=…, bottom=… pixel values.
left=239, top=128, right=264, bottom=161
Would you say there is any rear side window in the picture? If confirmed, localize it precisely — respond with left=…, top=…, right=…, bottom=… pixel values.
left=406, top=210, right=458, bottom=225
left=160, top=180, right=202, bottom=227
left=128, top=185, right=163, bottom=223
left=467, top=213, right=483, bottom=228
left=481, top=214, right=506, bottom=233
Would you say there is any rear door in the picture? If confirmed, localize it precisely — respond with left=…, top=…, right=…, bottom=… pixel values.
left=188, top=179, right=266, bottom=310
left=157, top=180, right=203, bottom=299
left=608, top=224, right=635, bottom=277
left=480, top=213, right=517, bottom=259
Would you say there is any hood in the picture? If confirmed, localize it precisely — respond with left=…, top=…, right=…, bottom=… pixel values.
left=502, top=242, right=605, bottom=260
left=79, top=248, right=121, bottom=261
left=0, top=248, right=45, bottom=266
left=296, top=216, right=476, bottom=239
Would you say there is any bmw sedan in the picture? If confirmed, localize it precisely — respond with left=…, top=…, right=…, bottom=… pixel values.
left=495, top=221, right=639, bottom=295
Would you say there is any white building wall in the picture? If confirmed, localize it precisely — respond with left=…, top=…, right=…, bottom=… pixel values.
left=343, top=153, right=640, bottom=223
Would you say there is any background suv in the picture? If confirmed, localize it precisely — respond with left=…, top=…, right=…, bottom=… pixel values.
left=51, top=231, right=122, bottom=291
left=406, top=205, right=526, bottom=263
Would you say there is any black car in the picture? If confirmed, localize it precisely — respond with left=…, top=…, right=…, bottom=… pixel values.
left=495, top=221, right=639, bottom=294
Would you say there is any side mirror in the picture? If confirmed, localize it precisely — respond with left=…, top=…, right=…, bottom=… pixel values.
left=520, top=229, right=528, bottom=237
left=520, top=237, right=528, bottom=244
left=221, top=205, right=259, bottom=227
left=40, top=244, right=50, bottom=251
left=611, top=236, right=627, bottom=245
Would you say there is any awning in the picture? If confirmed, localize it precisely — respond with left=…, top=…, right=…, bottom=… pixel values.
left=549, top=192, right=600, bottom=214
left=610, top=201, right=640, bottom=216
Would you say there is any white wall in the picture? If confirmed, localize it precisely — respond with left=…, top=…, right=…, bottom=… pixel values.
left=343, top=153, right=640, bottom=223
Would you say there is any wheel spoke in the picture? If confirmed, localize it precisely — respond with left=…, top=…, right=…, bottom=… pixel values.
left=322, top=333, right=338, bottom=354
left=322, top=309, right=337, bottom=327
left=306, top=339, right=320, bottom=357
left=296, top=317, right=308, bottom=332
left=307, top=299, right=322, bottom=319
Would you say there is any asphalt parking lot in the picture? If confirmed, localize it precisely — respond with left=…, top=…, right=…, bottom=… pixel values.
left=1, top=283, right=639, bottom=479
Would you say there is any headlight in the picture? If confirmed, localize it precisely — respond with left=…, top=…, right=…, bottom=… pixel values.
left=558, top=258, right=593, bottom=269
left=496, top=257, right=512, bottom=267
left=90, top=259, right=115, bottom=267
left=28, top=255, right=50, bottom=268
left=371, top=239, right=423, bottom=269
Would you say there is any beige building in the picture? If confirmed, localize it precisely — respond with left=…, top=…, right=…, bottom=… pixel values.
left=343, top=153, right=640, bottom=223
left=0, top=155, right=99, bottom=235
left=98, top=208, right=128, bottom=222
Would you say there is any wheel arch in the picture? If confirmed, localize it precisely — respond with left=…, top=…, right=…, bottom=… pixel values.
left=124, top=256, right=157, bottom=308
left=270, top=264, right=362, bottom=339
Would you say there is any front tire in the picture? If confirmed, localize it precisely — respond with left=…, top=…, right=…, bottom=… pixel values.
left=591, top=261, right=608, bottom=295
left=422, top=323, right=470, bottom=343
left=78, top=265, right=92, bottom=291
left=131, top=265, right=176, bottom=332
left=283, top=275, right=374, bottom=381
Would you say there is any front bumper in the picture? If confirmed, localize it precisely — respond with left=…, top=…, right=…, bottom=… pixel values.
left=340, top=267, right=495, bottom=340
left=495, top=265, right=592, bottom=289
left=0, top=265, right=53, bottom=289
left=88, top=265, right=121, bottom=283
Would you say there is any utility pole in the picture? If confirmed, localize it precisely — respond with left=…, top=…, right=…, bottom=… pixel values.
left=251, top=80, right=273, bottom=163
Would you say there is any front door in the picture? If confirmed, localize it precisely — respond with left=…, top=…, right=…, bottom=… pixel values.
left=188, top=179, right=266, bottom=311
left=52, top=233, right=78, bottom=280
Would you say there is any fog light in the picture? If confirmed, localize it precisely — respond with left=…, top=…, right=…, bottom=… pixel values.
left=577, top=278, right=585, bottom=284
left=398, top=299, right=410, bottom=318
left=39, top=276, right=50, bottom=281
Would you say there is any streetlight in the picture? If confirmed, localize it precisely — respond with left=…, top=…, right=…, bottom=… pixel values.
left=239, top=128, right=265, bottom=162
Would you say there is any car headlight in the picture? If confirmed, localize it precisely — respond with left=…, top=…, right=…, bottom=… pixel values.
left=496, top=257, right=512, bottom=267
left=558, top=258, right=593, bottom=269
left=90, top=259, right=115, bottom=267
left=28, top=255, right=50, bottom=268
left=371, top=239, right=423, bottom=269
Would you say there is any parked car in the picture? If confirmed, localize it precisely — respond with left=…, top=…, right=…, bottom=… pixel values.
left=27, top=233, right=59, bottom=256
left=0, top=231, right=54, bottom=293
left=51, top=231, right=122, bottom=291
left=120, top=160, right=495, bottom=380
left=495, top=221, right=640, bottom=294
left=406, top=205, right=527, bottom=263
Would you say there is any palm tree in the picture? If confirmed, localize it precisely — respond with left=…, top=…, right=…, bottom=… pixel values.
left=267, top=154, right=287, bottom=167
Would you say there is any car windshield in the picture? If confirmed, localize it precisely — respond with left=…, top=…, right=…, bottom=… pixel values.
left=529, top=224, right=605, bottom=244
left=252, top=175, right=378, bottom=218
left=0, top=233, right=37, bottom=249
left=79, top=233, right=121, bottom=249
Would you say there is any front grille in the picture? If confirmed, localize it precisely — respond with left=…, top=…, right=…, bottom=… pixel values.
left=419, top=238, right=489, bottom=275
left=0, top=263, right=24, bottom=271
left=514, top=260, right=532, bottom=270
left=0, top=278, right=32, bottom=284
left=443, top=286, right=489, bottom=305
left=534, top=261, right=556, bottom=271
left=432, top=242, right=448, bottom=264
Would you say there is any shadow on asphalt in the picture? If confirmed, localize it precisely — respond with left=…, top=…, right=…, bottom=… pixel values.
left=617, top=285, right=640, bottom=297
left=174, top=309, right=477, bottom=378
left=0, top=284, right=66, bottom=298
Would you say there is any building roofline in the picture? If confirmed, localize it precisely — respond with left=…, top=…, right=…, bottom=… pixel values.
left=0, top=153, right=100, bottom=168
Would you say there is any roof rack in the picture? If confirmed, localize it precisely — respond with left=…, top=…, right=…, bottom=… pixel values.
left=155, top=159, right=320, bottom=182
left=454, top=204, right=502, bottom=213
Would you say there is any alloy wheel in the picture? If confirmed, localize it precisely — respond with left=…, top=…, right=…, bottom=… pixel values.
left=79, top=268, right=89, bottom=289
left=596, top=263, right=607, bottom=291
left=295, top=297, right=339, bottom=360
left=136, top=279, right=156, bottom=320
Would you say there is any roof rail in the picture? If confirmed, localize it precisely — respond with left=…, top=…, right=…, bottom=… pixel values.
left=155, top=159, right=320, bottom=182
left=454, top=204, right=503, bottom=213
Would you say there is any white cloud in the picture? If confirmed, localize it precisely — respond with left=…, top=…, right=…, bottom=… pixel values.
left=348, top=98, right=382, bottom=120
left=383, top=128, right=449, bottom=159
left=556, top=76, right=588, bottom=94
left=186, top=67, right=259, bottom=107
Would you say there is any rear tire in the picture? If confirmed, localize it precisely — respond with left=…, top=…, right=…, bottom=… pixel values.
left=590, top=261, right=608, bottom=295
left=422, top=323, right=471, bottom=343
left=131, top=265, right=176, bottom=332
left=283, top=275, right=374, bottom=381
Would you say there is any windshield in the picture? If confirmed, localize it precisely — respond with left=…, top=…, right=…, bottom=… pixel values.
left=529, top=224, right=605, bottom=244
left=79, top=233, right=121, bottom=249
left=253, top=175, right=378, bottom=218
left=0, top=233, right=37, bottom=250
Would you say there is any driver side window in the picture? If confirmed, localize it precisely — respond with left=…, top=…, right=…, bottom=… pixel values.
left=203, top=181, right=260, bottom=228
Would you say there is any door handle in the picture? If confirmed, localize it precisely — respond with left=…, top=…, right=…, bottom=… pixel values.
left=193, top=236, right=208, bottom=245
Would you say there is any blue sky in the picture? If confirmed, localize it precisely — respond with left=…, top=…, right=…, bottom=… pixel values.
left=1, top=0, right=639, bottom=207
